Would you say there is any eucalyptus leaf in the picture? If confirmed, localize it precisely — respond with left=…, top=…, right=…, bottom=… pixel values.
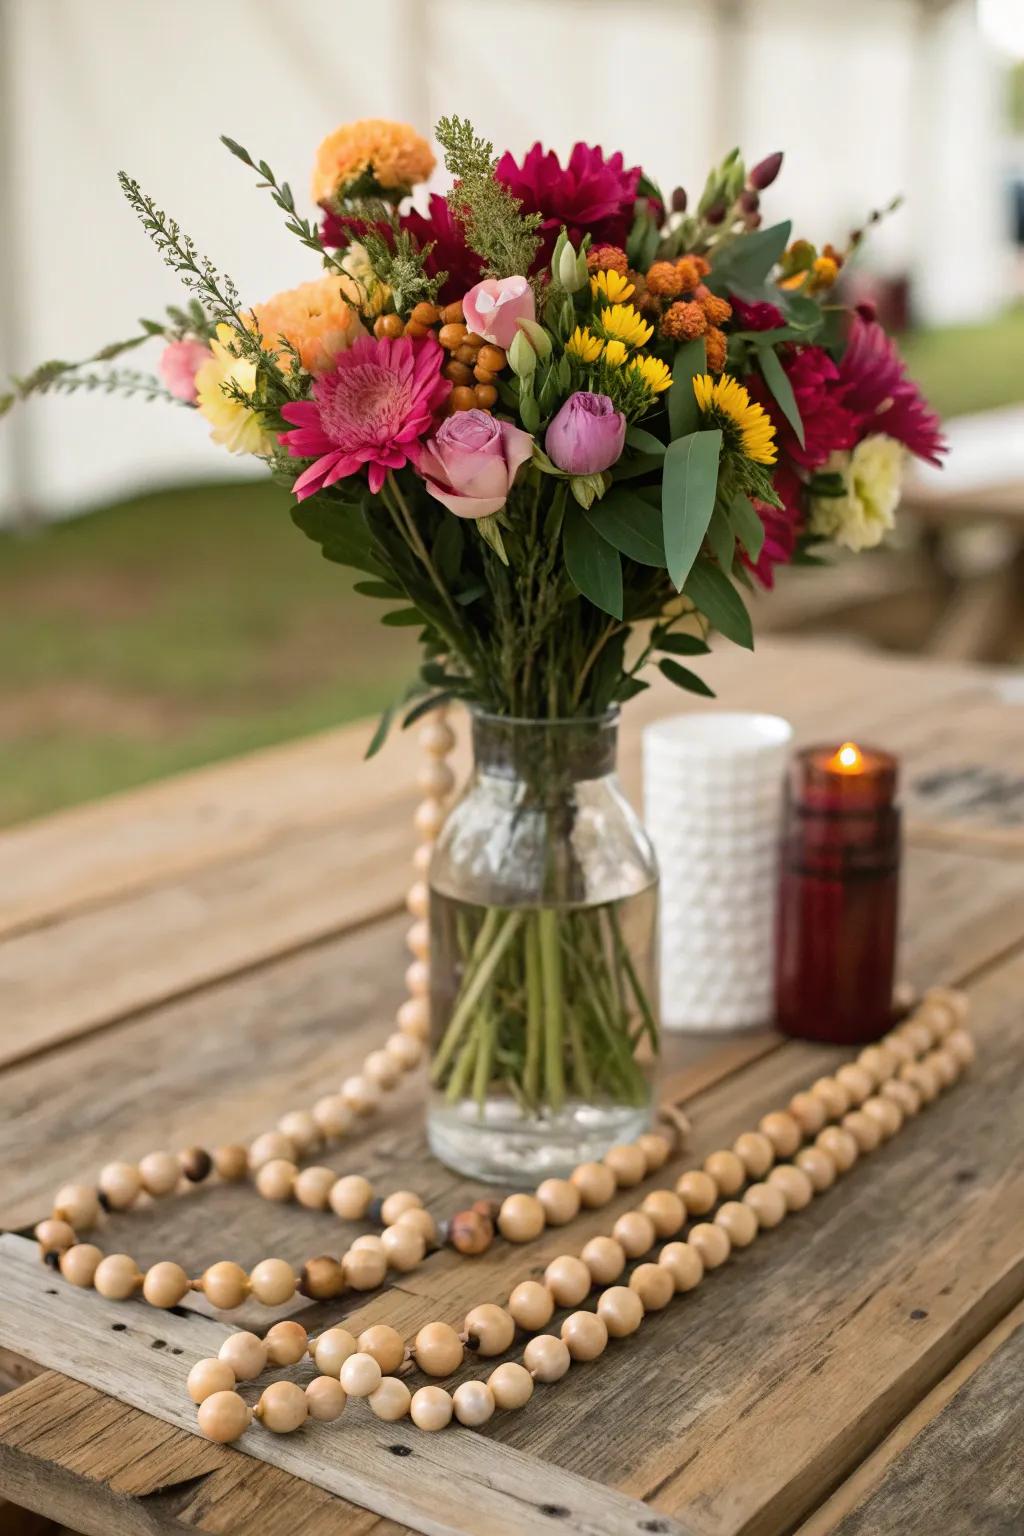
left=380, top=607, right=426, bottom=627
left=667, top=338, right=706, bottom=441
left=290, top=500, right=385, bottom=577
left=402, top=692, right=457, bottom=728
left=727, top=491, right=766, bottom=561
left=658, top=658, right=716, bottom=698
left=432, top=516, right=464, bottom=585
left=655, top=631, right=711, bottom=656
left=662, top=429, right=723, bottom=591
left=625, top=426, right=666, bottom=458
left=683, top=558, right=754, bottom=649
left=353, top=579, right=403, bottom=599
left=706, top=221, right=792, bottom=297
left=583, top=488, right=665, bottom=567
left=707, top=504, right=735, bottom=574
left=563, top=504, right=624, bottom=619
left=757, top=344, right=805, bottom=448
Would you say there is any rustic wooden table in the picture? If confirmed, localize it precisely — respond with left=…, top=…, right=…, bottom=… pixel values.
left=2, top=638, right=1023, bottom=1536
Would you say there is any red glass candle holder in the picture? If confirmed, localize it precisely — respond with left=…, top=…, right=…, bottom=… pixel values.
left=775, top=743, right=901, bottom=1044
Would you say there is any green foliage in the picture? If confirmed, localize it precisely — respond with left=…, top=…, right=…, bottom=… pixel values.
left=667, top=339, right=706, bottom=440
left=662, top=429, right=723, bottom=590
left=563, top=504, right=624, bottom=619
left=435, top=116, right=542, bottom=279
left=756, top=343, right=805, bottom=448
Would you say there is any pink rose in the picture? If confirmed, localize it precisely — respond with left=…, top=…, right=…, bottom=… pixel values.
left=415, top=409, right=534, bottom=519
left=545, top=391, right=626, bottom=475
left=159, top=338, right=211, bottom=403
left=462, top=276, right=535, bottom=351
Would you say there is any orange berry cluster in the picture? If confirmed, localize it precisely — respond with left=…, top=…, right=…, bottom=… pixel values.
left=645, top=257, right=732, bottom=372
left=373, top=301, right=505, bottom=412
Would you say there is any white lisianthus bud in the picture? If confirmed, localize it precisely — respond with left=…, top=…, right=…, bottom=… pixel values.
left=516, top=319, right=553, bottom=360
left=508, top=330, right=537, bottom=378
left=557, top=240, right=586, bottom=293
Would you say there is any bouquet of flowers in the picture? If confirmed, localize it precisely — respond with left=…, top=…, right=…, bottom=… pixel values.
left=4, top=117, right=943, bottom=1165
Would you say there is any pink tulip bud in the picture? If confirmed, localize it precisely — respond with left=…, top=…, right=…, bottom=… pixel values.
left=748, top=152, right=783, bottom=191
left=462, top=276, right=536, bottom=352
left=545, top=392, right=626, bottom=476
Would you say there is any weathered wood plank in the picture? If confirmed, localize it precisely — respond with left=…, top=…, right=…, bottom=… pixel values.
left=0, top=1233, right=691, bottom=1536
left=796, top=1299, right=1024, bottom=1536
left=0, top=1370, right=405, bottom=1536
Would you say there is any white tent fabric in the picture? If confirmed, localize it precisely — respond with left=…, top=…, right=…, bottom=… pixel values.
left=0, top=0, right=1008, bottom=522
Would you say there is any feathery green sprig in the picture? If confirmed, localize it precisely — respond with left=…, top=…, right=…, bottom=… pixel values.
left=435, top=116, right=541, bottom=279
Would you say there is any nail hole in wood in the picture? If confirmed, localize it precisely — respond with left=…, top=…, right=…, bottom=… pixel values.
left=540, top=1506, right=570, bottom=1519
left=45, top=1288, right=58, bottom=1296
left=388, top=1444, right=413, bottom=1457
left=151, top=1339, right=167, bottom=1350
left=111, top=1322, right=127, bottom=1331
left=641, top=1522, right=672, bottom=1533
left=909, top=1308, right=928, bottom=1321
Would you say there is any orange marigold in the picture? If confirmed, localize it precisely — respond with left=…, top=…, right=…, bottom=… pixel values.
left=661, top=301, right=708, bottom=342
left=311, top=119, right=435, bottom=204
left=248, top=274, right=365, bottom=374
left=630, top=272, right=660, bottom=319
left=704, top=327, right=728, bottom=373
left=673, top=257, right=701, bottom=293
left=696, top=287, right=733, bottom=327
left=646, top=260, right=686, bottom=298
left=587, top=244, right=629, bottom=276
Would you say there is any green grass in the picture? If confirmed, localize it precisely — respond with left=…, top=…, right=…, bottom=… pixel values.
left=0, top=480, right=415, bottom=827
left=898, top=306, right=1024, bottom=420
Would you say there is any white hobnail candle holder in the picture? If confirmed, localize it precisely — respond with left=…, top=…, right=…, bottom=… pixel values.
left=643, top=711, right=794, bottom=1032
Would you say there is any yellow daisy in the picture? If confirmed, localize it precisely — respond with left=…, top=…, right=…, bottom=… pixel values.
left=627, top=355, right=672, bottom=394
left=590, top=269, right=635, bottom=305
left=602, top=339, right=629, bottom=367
left=194, top=325, right=276, bottom=457
left=599, top=303, right=653, bottom=349
left=692, top=373, right=777, bottom=465
left=566, top=326, right=604, bottom=365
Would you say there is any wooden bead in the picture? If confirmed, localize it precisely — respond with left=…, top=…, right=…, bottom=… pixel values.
left=382, top=1223, right=426, bottom=1273
left=640, top=1189, right=686, bottom=1238
left=35, top=1218, right=76, bottom=1255
left=603, top=1142, right=646, bottom=1188
left=410, top=1385, right=453, bottom=1431
left=143, top=1261, right=190, bottom=1309
left=536, top=1178, right=581, bottom=1226
left=612, top=1210, right=657, bottom=1259
left=417, top=758, right=455, bottom=797
left=59, top=1243, right=103, bottom=1288
left=264, top=1321, right=308, bottom=1366
left=413, top=798, right=445, bottom=840
left=930, top=1048, right=959, bottom=1089
left=340, top=1352, right=382, bottom=1398
left=570, top=1160, right=617, bottom=1208
left=498, top=1193, right=545, bottom=1243
left=742, top=1181, right=787, bottom=1229
left=218, top=1331, right=267, bottom=1380
left=925, top=986, right=969, bottom=1027
left=758, top=1112, right=802, bottom=1159
left=369, top=1376, right=412, bottom=1421
left=882, top=1077, right=921, bottom=1117
left=299, top=1255, right=345, bottom=1300
left=305, top=1376, right=347, bottom=1422
left=248, top=1132, right=294, bottom=1170
left=543, top=1256, right=592, bottom=1309
left=597, top=1285, right=645, bottom=1337
left=180, top=1146, right=214, bottom=1185
left=524, top=1333, right=571, bottom=1382
left=842, top=1110, right=882, bottom=1154
left=98, top=1161, right=142, bottom=1211
left=767, top=1164, right=814, bottom=1212
left=795, top=1145, right=837, bottom=1192
left=329, top=1174, right=373, bottom=1220
left=406, top=881, right=430, bottom=919
left=381, top=1190, right=423, bottom=1225
left=465, top=1303, right=516, bottom=1355
left=313, top=1328, right=358, bottom=1377
left=396, top=1205, right=437, bottom=1245
left=188, top=1356, right=236, bottom=1403
left=715, top=1200, right=758, bottom=1247
left=311, top=1096, right=352, bottom=1139
left=277, top=1110, right=318, bottom=1153
left=197, top=1389, right=251, bottom=1443
left=858, top=1044, right=898, bottom=1086
left=816, top=1124, right=859, bottom=1173
left=402, top=919, right=431, bottom=966
left=703, top=1149, right=745, bottom=1196
left=385, top=1031, right=424, bottom=1071
left=488, top=1361, right=534, bottom=1410
left=509, top=1279, right=556, bottom=1331
left=733, top=1131, right=775, bottom=1179
left=449, top=1208, right=494, bottom=1255
left=357, top=1325, right=405, bottom=1374
left=397, top=996, right=430, bottom=1040
left=676, top=1169, right=718, bottom=1215
left=659, top=1241, right=704, bottom=1292
left=881, top=1032, right=914, bottom=1067
left=561, top=1310, right=609, bottom=1361
left=862, top=1095, right=902, bottom=1139
left=291, top=1166, right=334, bottom=1212
left=453, top=1380, right=495, bottom=1427
left=580, top=1235, right=626, bottom=1286
left=343, top=1246, right=387, bottom=1291
left=255, top=1159, right=297, bottom=1203
left=636, top=1132, right=673, bottom=1173
left=898, top=1019, right=934, bottom=1056
left=139, top=1151, right=181, bottom=1197
left=414, top=1322, right=464, bottom=1376
left=94, top=1253, right=141, bottom=1299
left=688, top=1222, right=731, bottom=1269
left=946, top=1028, right=976, bottom=1069
left=477, top=344, right=506, bottom=373
left=836, top=1063, right=874, bottom=1107
left=405, top=959, right=431, bottom=998
left=249, top=1258, right=295, bottom=1306
left=810, top=1076, right=851, bottom=1117
left=630, top=1262, right=675, bottom=1311
left=901, top=1059, right=940, bottom=1104
left=412, top=843, right=433, bottom=876
left=258, top=1380, right=308, bottom=1434
left=53, top=1183, right=100, bottom=1232
left=788, top=1092, right=828, bottom=1138
left=341, top=1075, right=380, bottom=1115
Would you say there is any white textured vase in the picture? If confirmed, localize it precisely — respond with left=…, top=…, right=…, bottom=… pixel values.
left=643, top=712, right=793, bottom=1032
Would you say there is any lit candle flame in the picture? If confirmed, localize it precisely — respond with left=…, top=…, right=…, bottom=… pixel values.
left=830, top=741, right=864, bottom=774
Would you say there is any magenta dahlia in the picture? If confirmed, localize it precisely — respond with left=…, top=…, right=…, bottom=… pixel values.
left=837, top=312, right=946, bottom=466
left=401, top=194, right=484, bottom=303
left=279, top=333, right=450, bottom=499
left=745, top=464, right=804, bottom=589
left=495, top=142, right=646, bottom=262
left=749, top=345, right=860, bottom=471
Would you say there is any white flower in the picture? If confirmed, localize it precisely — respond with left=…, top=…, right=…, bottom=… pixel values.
left=340, top=243, right=389, bottom=316
left=809, top=435, right=905, bottom=553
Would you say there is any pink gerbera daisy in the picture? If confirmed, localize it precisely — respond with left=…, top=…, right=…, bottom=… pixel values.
left=279, top=333, right=450, bottom=499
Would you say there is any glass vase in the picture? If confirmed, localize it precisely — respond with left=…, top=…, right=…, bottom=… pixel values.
left=427, top=711, right=659, bottom=1183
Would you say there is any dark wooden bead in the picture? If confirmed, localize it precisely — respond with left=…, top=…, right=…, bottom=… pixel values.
left=299, top=1255, right=346, bottom=1300
left=180, top=1147, right=213, bottom=1183
left=448, top=1209, right=494, bottom=1255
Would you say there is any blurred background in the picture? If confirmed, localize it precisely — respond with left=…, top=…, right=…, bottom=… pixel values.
left=1, top=0, right=1022, bottom=827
